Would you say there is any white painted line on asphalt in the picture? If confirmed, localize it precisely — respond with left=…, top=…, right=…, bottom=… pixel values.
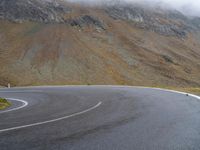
left=0, top=101, right=102, bottom=133
left=0, top=98, right=28, bottom=114
left=92, top=85, right=200, bottom=100
left=134, top=86, right=200, bottom=100
left=154, top=88, right=200, bottom=100
left=93, top=85, right=200, bottom=100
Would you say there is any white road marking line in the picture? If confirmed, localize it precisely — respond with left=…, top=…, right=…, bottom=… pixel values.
left=0, top=101, right=102, bottom=133
left=154, top=88, right=200, bottom=100
left=91, top=85, right=200, bottom=100
left=132, top=86, right=200, bottom=100
left=0, top=98, right=28, bottom=114
left=0, top=85, right=199, bottom=133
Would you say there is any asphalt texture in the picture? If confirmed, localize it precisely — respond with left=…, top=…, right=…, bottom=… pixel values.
left=0, top=86, right=200, bottom=150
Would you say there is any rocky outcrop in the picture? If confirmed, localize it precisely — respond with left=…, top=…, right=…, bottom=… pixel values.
left=0, top=0, right=105, bottom=30
left=67, top=15, right=105, bottom=30
left=105, top=5, right=188, bottom=38
left=190, top=17, right=200, bottom=29
left=0, top=0, right=199, bottom=38
left=0, top=0, right=71, bottom=23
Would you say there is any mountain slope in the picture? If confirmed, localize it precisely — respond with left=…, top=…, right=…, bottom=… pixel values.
left=0, top=0, right=200, bottom=87
left=0, top=0, right=71, bottom=22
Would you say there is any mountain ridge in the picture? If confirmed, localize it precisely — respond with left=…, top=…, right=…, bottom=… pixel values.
left=1, top=0, right=200, bottom=37
left=0, top=0, right=200, bottom=87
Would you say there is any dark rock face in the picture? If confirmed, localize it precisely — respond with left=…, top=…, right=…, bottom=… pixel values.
left=105, top=5, right=190, bottom=38
left=0, top=0, right=199, bottom=37
left=0, top=0, right=105, bottom=29
left=0, top=0, right=71, bottom=23
left=67, top=15, right=105, bottom=30
left=190, top=17, right=200, bottom=29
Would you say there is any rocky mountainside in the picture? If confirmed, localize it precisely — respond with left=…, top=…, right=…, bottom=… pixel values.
left=0, top=0, right=105, bottom=29
left=1, top=0, right=200, bottom=37
left=0, top=0, right=200, bottom=87
left=0, top=0, right=71, bottom=22
left=106, top=5, right=187, bottom=37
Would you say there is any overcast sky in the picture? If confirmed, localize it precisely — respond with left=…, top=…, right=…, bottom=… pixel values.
left=67, top=0, right=200, bottom=16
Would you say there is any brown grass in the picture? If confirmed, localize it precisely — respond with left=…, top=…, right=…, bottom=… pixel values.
left=0, top=8, right=200, bottom=87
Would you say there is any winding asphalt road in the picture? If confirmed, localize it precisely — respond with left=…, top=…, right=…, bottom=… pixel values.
left=0, top=86, right=200, bottom=150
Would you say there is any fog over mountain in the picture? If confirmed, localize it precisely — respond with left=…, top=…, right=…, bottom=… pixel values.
left=66, top=0, right=200, bottom=17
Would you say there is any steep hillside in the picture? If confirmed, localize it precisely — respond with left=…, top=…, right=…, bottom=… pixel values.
left=0, top=0, right=200, bottom=87
left=0, top=0, right=71, bottom=22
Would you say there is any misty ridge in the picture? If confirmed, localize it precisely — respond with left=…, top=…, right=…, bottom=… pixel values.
left=65, top=0, right=200, bottom=17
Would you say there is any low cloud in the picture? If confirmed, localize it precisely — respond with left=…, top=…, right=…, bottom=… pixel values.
left=66, top=0, right=200, bottom=17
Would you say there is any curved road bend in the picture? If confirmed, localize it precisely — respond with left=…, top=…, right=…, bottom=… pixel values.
left=0, top=86, right=200, bottom=150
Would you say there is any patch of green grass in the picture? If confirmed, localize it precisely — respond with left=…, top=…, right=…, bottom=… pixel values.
left=0, top=98, right=11, bottom=110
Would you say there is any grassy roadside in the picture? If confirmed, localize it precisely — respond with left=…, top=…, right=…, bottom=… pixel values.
left=0, top=98, right=11, bottom=110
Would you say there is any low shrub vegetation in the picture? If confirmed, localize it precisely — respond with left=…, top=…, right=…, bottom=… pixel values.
left=0, top=98, right=11, bottom=110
